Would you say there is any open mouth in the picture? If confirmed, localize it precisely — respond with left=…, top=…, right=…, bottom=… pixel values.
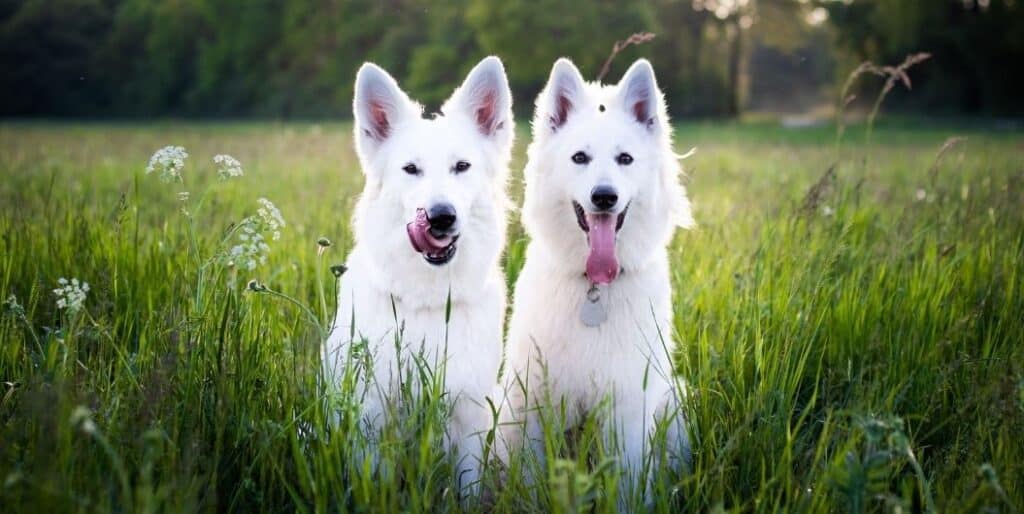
left=572, top=201, right=629, bottom=285
left=422, top=235, right=458, bottom=265
left=407, top=208, right=459, bottom=266
left=572, top=201, right=628, bottom=233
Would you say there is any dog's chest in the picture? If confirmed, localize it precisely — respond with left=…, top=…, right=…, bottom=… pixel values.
left=330, top=269, right=504, bottom=394
left=512, top=266, right=673, bottom=369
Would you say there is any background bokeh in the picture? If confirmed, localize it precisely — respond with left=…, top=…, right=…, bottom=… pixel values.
left=2, top=0, right=1023, bottom=119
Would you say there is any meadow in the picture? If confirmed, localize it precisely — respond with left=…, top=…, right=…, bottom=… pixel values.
left=0, top=119, right=1021, bottom=513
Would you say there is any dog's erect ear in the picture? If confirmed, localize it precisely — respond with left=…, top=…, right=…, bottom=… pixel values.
left=539, top=58, right=586, bottom=132
left=353, top=63, right=416, bottom=151
left=617, top=59, right=661, bottom=131
left=445, top=56, right=513, bottom=144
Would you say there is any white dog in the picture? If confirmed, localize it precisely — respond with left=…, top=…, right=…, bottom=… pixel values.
left=500, top=58, right=694, bottom=502
left=322, top=56, right=513, bottom=496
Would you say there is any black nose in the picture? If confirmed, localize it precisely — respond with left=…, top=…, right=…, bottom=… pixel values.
left=427, top=203, right=457, bottom=232
left=590, top=186, right=618, bottom=211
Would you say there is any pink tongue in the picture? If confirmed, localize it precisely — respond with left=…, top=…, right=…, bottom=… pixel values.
left=585, top=214, right=619, bottom=284
left=406, top=208, right=452, bottom=253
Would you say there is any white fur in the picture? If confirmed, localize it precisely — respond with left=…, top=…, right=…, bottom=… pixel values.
left=323, top=56, right=513, bottom=496
left=500, top=58, right=693, bottom=501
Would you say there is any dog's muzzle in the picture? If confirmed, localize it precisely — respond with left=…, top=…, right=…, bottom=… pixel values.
left=572, top=200, right=628, bottom=233
left=407, top=205, right=460, bottom=265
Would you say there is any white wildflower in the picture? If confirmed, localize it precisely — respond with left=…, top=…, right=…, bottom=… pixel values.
left=145, top=146, right=188, bottom=183
left=223, top=198, right=287, bottom=270
left=213, top=154, right=244, bottom=180
left=821, top=205, right=835, bottom=217
left=53, top=277, right=89, bottom=314
left=177, top=191, right=190, bottom=202
left=228, top=230, right=269, bottom=271
left=915, top=189, right=927, bottom=201
left=255, top=198, right=286, bottom=241
left=3, top=294, right=25, bottom=317
left=70, top=406, right=97, bottom=435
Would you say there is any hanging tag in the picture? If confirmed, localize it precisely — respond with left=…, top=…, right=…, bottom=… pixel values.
left=580, top=284, right=607, bottom=327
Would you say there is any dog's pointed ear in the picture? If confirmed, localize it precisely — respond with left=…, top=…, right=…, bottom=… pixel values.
left=353, top=63, right=416, bottom=155
left=538, top=58, right=586, bottom=132
left=617, top=59, right=661, bottom=132
left=445, top=56, right=513, bottom=146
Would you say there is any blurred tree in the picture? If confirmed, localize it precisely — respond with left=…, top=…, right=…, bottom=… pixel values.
left=0, top=0, right=115, bottom=115
left=267, top=0, right=403, bottom=117
left=406, top=0, right=479, bottom=110
left=648, top=0, right=721, bottom=117
left=1, top=0, right=1019, bottom=118
left=823, top=0, right=1024, bottom=116
left=465, top=0, right=653, bottom=115
left=746, top=0, right=834, bottom=114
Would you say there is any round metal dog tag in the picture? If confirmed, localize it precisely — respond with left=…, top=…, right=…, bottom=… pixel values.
left=580, top=284, right=607, bottom=327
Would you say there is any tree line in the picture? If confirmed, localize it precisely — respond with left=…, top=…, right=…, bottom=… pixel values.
left=1, top=0, right=1021, bottom=118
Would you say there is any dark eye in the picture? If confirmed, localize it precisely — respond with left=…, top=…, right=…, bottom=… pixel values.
left=453, top=160, right=471, bottom=173
left=616, top=152, right=634, bottom=166
left=571, top=151, right=591, bottom=165
left=403, top=163, right=420, bottom=175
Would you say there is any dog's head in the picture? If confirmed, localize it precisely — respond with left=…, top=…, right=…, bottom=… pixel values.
left=351, top=57, right=513, bottom=279
left=522, top=58, right=694, bottom=284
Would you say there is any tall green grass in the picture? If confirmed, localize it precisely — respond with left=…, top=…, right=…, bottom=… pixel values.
left=1, top=120, right=1021, bottom=513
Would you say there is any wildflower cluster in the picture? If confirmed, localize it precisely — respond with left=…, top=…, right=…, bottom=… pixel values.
left=256, top=198, right=286, bottom=240
left=213, top=154, right=244, bottom=180
left=3, top=294, right=25, bottom=318
left=142, top=146, right=288, bottom=275
left=145, top=146, right=188, bottom=183
left=53, top=277, right=89, bottom=313
left=226, top=198, right=287, bottom=271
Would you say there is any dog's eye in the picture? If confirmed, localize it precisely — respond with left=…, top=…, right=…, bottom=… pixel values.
left=453, top=161, right=471, bottom=173
left=571, top=151, right=591, bottom=165
left=616, top=153, right=634, bottom=166
left=402, top=163, right=420, bottom=175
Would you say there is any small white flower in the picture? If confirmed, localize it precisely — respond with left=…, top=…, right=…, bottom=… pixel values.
left=255, top=198, right=286, bottom=240
left=53, top=277, right=89, bottom=314
left=915, top=189, right=927, bottom=201
left=145, top=146, right=188, bottom=183
left=213, top=154, right=244, bottom=180
left=821, top=205, right=835, bottom=217
left=178, top=191, right=190, bottom=202
left=70, top=406, right=97, bottom=435
left=4, top=294, right=28, bottom=321
left=221, top=198, right=287, bottom=271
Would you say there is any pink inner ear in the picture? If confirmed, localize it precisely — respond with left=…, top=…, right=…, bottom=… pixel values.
left=551, top=93, right=572, bottom=130
left=369, top=100, right=391, bottom=140
left=475, top=91, right=496, bottom=135
left=633, top=99, right=649, bottom=125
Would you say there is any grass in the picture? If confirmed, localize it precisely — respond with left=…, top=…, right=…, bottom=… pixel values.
left=0, top=119, right=1022, bottom=513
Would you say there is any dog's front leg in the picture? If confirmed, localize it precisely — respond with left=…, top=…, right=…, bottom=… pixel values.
left=607, top=401, right=651, bottom=512
left=653, top=383, right=691, bottom=474
left=448, top=396, right=491, bottom=498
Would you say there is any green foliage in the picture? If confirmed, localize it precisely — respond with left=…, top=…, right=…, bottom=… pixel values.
left=825, top=0, right=1024, bottom=115
left=466, top=0, right=652, bottom=109
left=0, top=0, right=840, bottom=118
